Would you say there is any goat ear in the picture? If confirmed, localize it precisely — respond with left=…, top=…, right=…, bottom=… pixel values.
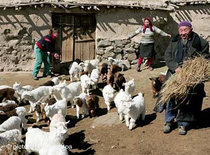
left=149, top=77, right=155, bottom=81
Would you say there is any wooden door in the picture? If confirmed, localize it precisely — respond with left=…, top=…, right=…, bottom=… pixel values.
left=52, top=14, right=96, bottom=62
left=75, top=27, right=95, bottom=60
left=74, top=15, right=96, bottom=61
left=61, top=27, right=74, bottom=62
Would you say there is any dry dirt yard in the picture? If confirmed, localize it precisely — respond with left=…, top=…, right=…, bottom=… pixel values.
left=0, top=66, right=210, bottom=155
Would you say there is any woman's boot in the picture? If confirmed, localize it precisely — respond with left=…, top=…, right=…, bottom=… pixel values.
left=136, top=65, right=141, bottom=72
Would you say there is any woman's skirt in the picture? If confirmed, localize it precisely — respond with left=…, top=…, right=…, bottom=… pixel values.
left=137, top=43, right=155, bottom=58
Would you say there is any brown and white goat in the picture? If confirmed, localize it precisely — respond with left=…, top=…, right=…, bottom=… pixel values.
left=149, top=74, right=166, bottom=98
left=0, top=110, right=18, bottom=124
left=0, top=88, right=18, bottom=103
left=73, top=93, right=89, bottom=119
left=35, top=95, right=57, bottom=122
left=0, top=104, right=18, bottom=124
left=0, top=104, right=18, bottom=112
left=85, top=95, right=99, bottom=117
left=109, top=64, right=122, bottom=74
left=114, top=73, right=126, bottom=91
left=99, top=63, right=109, bottom=82
left=107, top=72, right=126, bottom=91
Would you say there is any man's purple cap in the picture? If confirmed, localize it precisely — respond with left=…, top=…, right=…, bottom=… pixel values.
left=178, top=21, right=192, bottom=28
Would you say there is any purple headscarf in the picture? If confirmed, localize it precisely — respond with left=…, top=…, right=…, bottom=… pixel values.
left=178, top=21, right=192, bottom=28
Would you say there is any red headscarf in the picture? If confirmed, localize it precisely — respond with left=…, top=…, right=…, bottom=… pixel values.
left=143, top=17, right=153, bottom=33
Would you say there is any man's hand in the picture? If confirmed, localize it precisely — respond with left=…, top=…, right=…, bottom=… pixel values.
left=175, top=67, right=181, bottom=73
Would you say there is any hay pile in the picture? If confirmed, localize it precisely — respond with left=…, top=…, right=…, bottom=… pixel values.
left=160, top=56, right=210, bottom=103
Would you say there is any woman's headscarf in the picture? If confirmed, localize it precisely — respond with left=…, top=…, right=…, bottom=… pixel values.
left=143, top=17, right=153, bottom=33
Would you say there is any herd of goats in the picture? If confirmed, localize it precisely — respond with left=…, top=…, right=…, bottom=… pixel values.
left=0, top=57, right=166, bottom=154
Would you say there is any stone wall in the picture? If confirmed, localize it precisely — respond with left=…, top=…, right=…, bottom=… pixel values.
left=96, top=8, right=171, bottom=67
left=96, top=38, right=139, bottom=70
left=0, top=7, right=54, bottom=71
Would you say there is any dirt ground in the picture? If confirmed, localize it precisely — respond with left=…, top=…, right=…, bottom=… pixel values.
left=0, top=66, right=210, bottom=155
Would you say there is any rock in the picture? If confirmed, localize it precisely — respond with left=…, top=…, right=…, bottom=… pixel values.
left=127, top=53, right=136, bottom=61
left=92, top=112, right=121, bottom=127
left=121, top=60, right=130, bottom=70
left=98, top=40, right=112, bottom=47
left=115, top=54, right=122, bottom=60
left=113, top=48, right=122, bottom=54
left=105, top=46, right=114, bottom=53
left=124, top=47, right=135, bottom=54
left=103, top=51, right=115, bottom=58
left=96, top=49, right=104, bottom=55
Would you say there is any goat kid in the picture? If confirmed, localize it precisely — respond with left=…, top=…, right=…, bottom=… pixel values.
left=73, top=93, right=89, bottom=119
left=149, top=74, right=166, bottom=98
left=102, top=84, right=116, bottom=111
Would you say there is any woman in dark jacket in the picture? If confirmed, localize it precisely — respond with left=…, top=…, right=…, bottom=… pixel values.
left=32, top=28, right=60, bottom=80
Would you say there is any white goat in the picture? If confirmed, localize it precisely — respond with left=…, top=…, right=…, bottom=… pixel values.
left=69, top=62, right=83, bottom=82
left=102, top=84, right=116, bottom=111
left=0, top=129, right=22, bottom=146
left=44, top=99, right=67, bottom=120
left=25, top=127, right=68, bottom=154
left=114, top=89, right=132, bottom=121
left=80, top=74, right=94, bottom=95
left=21, top=86, right=53, bottom=113
left=0, top=85, right=12, bottom=89
left=82, top=59, right=99, bottom=74
left=108, top=57, right=124, bottom=71
left=124, top=92, right=146, bottom=130
left=73, top=93, right=89, bottom=119
left=0, top=116, right=22, bottom=132
left=90, top=68, right=100, bottom=89
left=51, top=77, right=60, bottom=85
left=53, top=81, right=81, bottom=106
left=66, top=81, right=82, bottom=102
left=124, top=79, right=135, bottom=95
left=13, top=82, right=34, bottom=100
left=15, top=107, right=27, bottom=128
left=0, top=100, right=16, bottom=106
left=50, top=110, right=69, bottom=133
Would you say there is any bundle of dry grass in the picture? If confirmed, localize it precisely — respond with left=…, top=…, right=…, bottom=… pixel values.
left=160, top=56, right=210, bottom=103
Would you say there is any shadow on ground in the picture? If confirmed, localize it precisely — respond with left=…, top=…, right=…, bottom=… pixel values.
left=65, top=130, right=95, bottom=155
left=195, top=108, right=210, bottom=129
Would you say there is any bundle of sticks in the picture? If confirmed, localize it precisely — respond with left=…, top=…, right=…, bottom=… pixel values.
left=160, top=56, right=210, bottom=103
